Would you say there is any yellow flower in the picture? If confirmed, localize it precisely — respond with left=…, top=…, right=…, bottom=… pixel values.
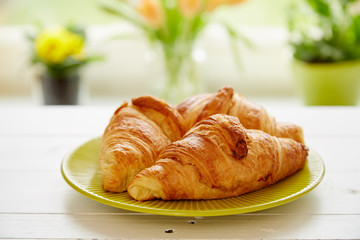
left=35, top=27, right=84, bottom=64
left=137, top=0, right=164, bottom=28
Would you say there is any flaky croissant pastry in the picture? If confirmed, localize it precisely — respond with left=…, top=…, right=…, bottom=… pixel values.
left=177, top=86, right=304, bottom=143
left=128, top=114, right=308, bottom=201
left=99, top=95, right=186, bottom=192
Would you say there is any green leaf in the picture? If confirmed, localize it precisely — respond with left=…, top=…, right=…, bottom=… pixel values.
left=352, top=15, right=360, bottom=42
left=223, top=23, right=254, bottom=75
left=101, top=4, right=147, bottom=31
left=339, top=0, right=357, bottom=5
left=83, top=55, right=105, bottom=63
left=224, top=23, right=254, bottom=49
left=306, top=0, right=331, bottom=17
left=67, top=24, right=86, bottom=39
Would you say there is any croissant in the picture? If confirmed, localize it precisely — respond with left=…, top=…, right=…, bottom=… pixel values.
left=177, top=86, right=304, bottom=143
left=99, top=95, right=186, bottom=192
left=128, top=114, right=308, bottom=201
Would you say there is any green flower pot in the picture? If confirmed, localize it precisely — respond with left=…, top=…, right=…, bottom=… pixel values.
left=293, top=60, right=360, bottom=106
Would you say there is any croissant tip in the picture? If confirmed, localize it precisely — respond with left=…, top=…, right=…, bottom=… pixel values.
left=114, top=101, right=129, bottom=115
left=220, top=85, right=233, bottom=91
left=128, top=174, right=163, bottom=201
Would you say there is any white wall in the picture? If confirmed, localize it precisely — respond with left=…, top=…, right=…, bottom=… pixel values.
left=0, top=24, right=296, bottom=102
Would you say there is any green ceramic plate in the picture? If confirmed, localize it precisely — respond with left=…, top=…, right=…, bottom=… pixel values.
left=61, top=137, right=325, bottom=217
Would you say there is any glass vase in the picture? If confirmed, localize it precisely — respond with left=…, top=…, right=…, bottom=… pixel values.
left=149, top=42, right=204, bottom=105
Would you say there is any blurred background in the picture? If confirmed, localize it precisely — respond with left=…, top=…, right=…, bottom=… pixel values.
left=0, top=0, right=359, bottom=106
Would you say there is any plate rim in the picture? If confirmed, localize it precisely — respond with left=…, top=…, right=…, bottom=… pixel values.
left=61, top=137, right=325, bottom=217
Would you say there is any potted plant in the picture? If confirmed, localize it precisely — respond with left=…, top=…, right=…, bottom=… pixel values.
left=29, top=25, right=101, bottom=105
left=288, top=0, right=360, bottom=105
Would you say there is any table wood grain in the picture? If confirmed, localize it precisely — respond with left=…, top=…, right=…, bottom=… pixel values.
left=0, top=106, right=359, bottom=239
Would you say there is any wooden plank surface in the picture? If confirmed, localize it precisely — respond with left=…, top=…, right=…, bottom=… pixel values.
left=1, top=106, right=360, bottom=136
left=0, top=106, right=359, bottom=239
left=0, top=167, right=358, bottom=215
left=1, top=213, right=359, bottom=239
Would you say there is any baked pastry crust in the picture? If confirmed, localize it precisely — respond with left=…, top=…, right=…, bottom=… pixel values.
left=177, top=86, right=304, bottom=143
left=99, top=96, right=185, bottom=192
left=128, top=114, right=308, bottom=201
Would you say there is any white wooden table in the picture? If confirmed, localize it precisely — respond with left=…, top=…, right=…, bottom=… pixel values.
left=0, top=105, right=359, bottom=239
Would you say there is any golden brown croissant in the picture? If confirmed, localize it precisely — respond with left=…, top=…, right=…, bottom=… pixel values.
left=99, top=95, right=186, bottom=192
left=127, top=114, right=308, bottom=201
left=177, top=86, right=304, bottom=143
